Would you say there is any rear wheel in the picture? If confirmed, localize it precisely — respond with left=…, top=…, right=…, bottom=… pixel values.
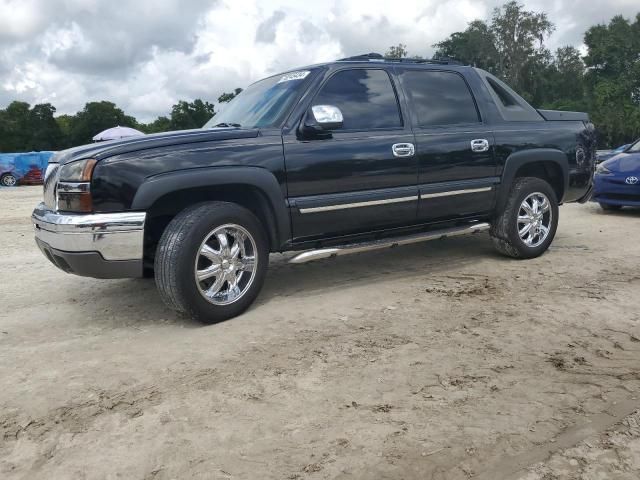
left=154, top=202, right=268, bottom=323
left=491, top=177, right=559, bottom=259
left=1, top=173, right=17, bottom=187
left=599, top=203, right=622, bottom=211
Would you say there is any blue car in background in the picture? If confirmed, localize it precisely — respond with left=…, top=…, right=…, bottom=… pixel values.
left=593, top=139, right=640, bottom=211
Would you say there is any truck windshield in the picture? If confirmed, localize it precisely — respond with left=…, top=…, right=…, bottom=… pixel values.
left=203, top=69, right=316, bottom=129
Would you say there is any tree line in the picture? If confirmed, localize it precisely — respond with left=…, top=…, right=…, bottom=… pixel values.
left=0, top=89, right=241, bottom=153
left=387, top=2, right=640, bottom=148
left=1, top=1, right=639, bottom=152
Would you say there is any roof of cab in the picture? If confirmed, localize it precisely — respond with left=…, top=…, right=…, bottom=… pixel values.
left=257, top=53, right=474, bottom=88
left=293, top=52, right=473, bottom=73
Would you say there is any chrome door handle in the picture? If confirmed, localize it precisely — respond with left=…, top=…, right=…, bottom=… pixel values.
left=470, top=139, right=490, bottom=153
left=392, top=143, right=415, bottom=157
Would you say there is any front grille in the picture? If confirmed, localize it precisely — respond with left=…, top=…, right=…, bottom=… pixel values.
left=43, top=163, right=60, bottom=209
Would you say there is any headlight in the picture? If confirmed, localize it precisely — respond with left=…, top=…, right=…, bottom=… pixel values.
left=59, top=158, right=97, bottom=182
left=595, top=163, right=611, bottom=175
left=57, top=158, right=97, bottom=212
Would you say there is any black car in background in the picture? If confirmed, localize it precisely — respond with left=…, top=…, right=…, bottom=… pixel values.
left=596, top=143, right=631, bottom=164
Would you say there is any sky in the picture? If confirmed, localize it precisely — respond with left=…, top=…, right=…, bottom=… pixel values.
left=0, top=0, right=638, bottom=122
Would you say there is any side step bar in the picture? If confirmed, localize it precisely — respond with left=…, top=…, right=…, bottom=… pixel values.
left=289, top=222, right=490, bottom=264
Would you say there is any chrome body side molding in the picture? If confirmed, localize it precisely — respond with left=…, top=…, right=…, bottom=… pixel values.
left=420, top=186, right=493, bottom=199
left=298, top=195, right=419, bottom=214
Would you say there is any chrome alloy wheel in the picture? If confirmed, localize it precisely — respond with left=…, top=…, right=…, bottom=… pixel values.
left=517, top=192, right=552, bottom=248
left=194, top=224, right=257, bottom=306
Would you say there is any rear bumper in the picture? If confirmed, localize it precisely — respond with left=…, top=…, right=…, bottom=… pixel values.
left=31, top=202, right=146, bottom=278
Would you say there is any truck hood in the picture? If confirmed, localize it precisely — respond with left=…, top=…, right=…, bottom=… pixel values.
left=50, top=127, right=260, bottom=165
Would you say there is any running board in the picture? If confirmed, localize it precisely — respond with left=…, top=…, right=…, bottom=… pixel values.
left=289, top=222, right=490, bottom=264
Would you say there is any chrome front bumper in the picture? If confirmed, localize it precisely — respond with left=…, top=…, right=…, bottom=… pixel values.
left=32, top=202, right=147, bottom=278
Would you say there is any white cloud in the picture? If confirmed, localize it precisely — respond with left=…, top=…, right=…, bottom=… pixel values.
left=0, top=0, right=47, bottom=42
left=0, top=0, right=637, bottom=122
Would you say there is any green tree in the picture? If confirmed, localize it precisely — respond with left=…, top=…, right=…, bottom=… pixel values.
left=539, top=46, right=587, bottom=111
left=0, top=101, right=31, bottom=152
left=56, top=114, right=74, bottom=148
left=0, top=102, right=65, bottom=152
left=491, top=1, right=554, bottom=92
left=433, top=1, right=554, bottom=103
left=141, top=116, right=171, bottom=134
left=27, top=103, right=64, bottom=151
left=583, top=14, right=640, bottom=147
left=69, top=101, right=138, bottom=146
left=385, top=44, right=408, bottom=59
left=218, top=88, right=243, bottom=104
left=169, top=99, right=216, bottom=130
left=433, top=20, right=499, bottom=71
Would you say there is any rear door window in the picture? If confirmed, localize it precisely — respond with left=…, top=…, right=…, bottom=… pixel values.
left=401, top=70, right=480, bottom=127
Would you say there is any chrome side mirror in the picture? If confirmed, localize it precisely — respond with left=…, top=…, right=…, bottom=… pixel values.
left=311, top=105, right=343, bottom=130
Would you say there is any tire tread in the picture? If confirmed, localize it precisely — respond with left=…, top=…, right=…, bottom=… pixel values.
left=154, top=201, right=268, bottom=323
left=490, top=177, right=558, bottom=259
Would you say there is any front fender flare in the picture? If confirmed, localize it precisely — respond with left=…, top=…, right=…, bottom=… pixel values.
left=132, top=166, right=290, bottom=247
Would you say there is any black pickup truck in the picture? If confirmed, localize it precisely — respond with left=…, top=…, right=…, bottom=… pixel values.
left=32, top=53, right=595, bottom=322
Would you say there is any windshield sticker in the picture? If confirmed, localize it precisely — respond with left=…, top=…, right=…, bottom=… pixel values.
left=277, top=71, right=310, bottom=83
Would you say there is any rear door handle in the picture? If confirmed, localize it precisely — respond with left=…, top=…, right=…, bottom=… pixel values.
left=392, top=143, right=415, bottom=157
left=470, top=139, right=490, bottom=153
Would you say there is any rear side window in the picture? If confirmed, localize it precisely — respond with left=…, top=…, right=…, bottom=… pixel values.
left=487, top=78, right=518, bottom=107
left=402, top=71, right=480, bottom=127
left=313, top=69, right=402, bottom=130
left=476, top=69, right=544, bottom=122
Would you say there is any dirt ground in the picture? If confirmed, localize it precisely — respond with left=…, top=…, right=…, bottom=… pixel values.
left=1, top=186, right=639, bottom=480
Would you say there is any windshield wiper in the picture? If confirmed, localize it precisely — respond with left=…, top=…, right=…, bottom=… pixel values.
left=212, top=122, right=241, bottom=128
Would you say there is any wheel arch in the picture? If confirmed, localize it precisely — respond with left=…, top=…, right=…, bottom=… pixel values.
left=132, top=167, right=291, bottom=260
left=497, top=149, right=568, bottom=212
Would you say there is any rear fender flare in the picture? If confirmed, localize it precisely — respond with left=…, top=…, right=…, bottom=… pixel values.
left=497, top=149, right=569, bottom=211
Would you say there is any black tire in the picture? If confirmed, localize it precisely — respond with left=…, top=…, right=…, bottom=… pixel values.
left=154, top=202, right=269, bottom=323
left=1, top=173, right=17, bottom=187
left=599, top=203, right=622, bottom=211
left=490, top=177, right=559, bottom=259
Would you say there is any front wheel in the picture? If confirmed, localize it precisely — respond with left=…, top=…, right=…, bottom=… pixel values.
left=154, top=202, right=269, bottom=323
left=491, top=177, right=559, bottom=259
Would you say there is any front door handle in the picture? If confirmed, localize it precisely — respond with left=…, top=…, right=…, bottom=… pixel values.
left=470, top=139, right=490, bottom=153
left=392, top=143, right=415, bottom=158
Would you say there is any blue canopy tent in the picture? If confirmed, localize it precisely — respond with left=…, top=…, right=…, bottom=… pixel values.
left=0, top=151, right=56, bottom=186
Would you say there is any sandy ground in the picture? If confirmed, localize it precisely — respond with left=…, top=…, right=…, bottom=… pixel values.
left=1, top=185, right=639, bottom=480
